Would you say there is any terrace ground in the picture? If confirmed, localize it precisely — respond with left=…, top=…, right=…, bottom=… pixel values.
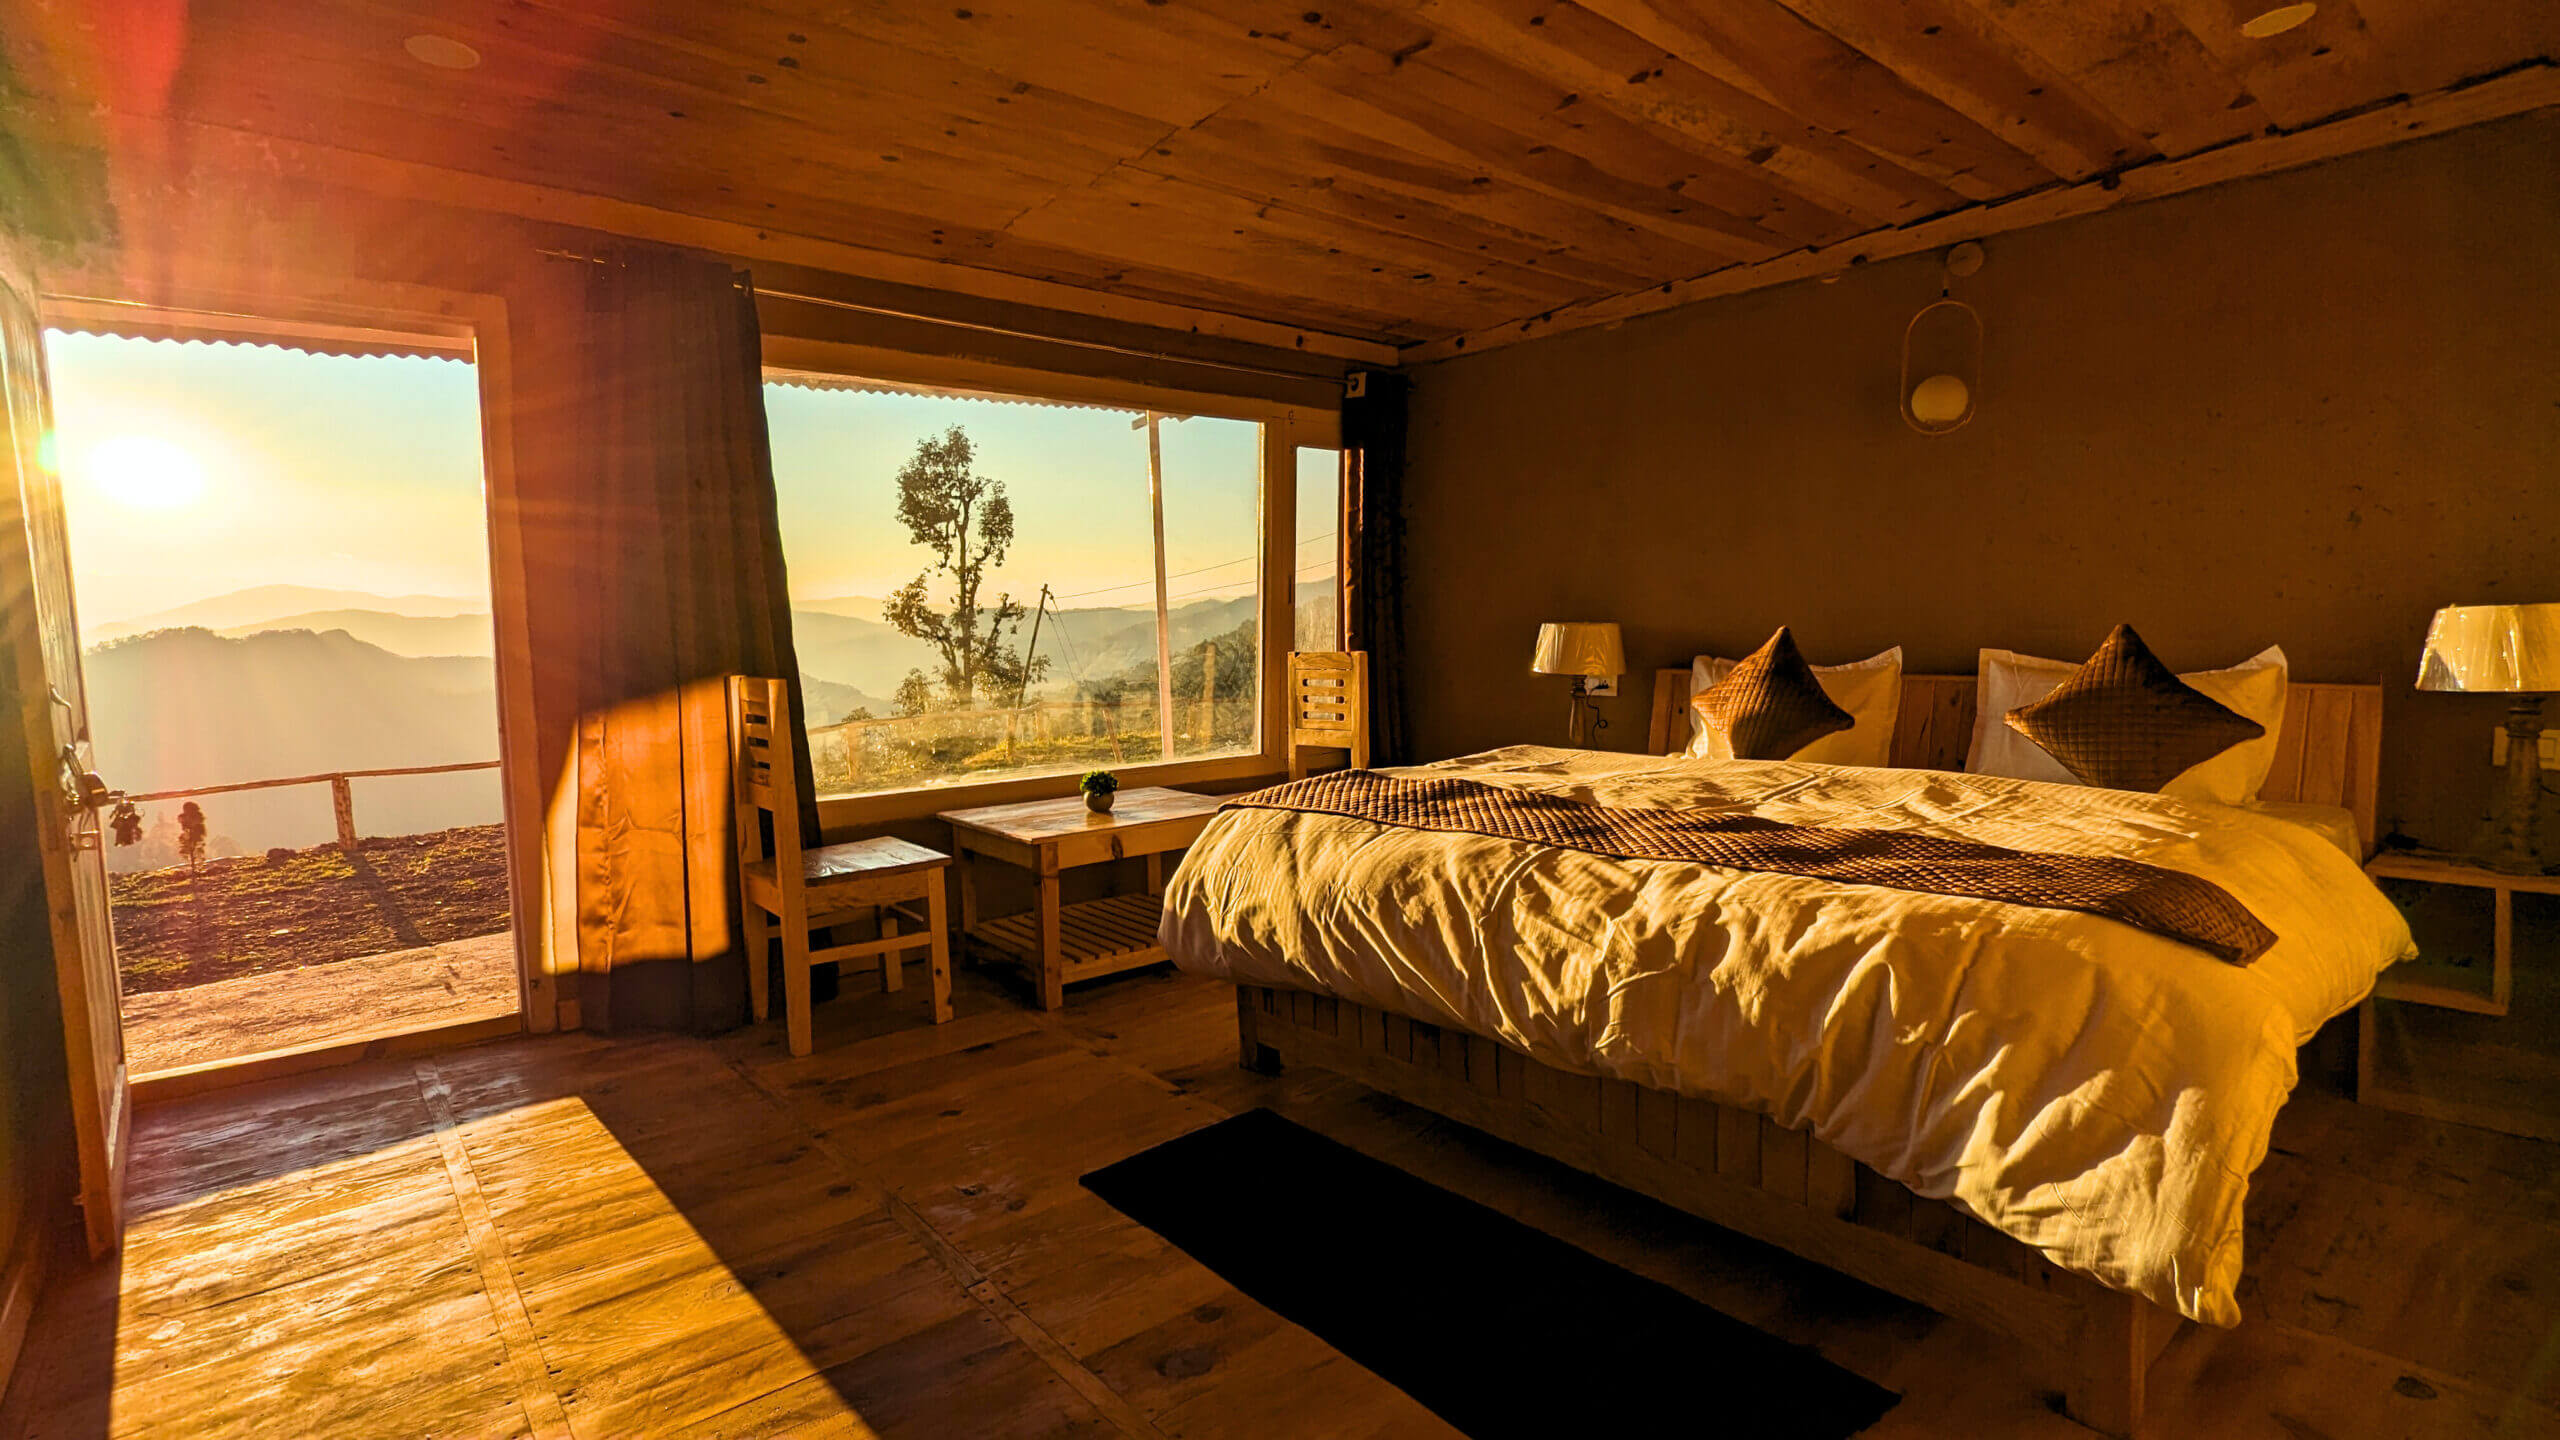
left=109, top=825, right=517, bottom=1075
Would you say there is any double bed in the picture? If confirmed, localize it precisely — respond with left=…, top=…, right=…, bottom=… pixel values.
left=1160, top=669, right=2406, bottom=1436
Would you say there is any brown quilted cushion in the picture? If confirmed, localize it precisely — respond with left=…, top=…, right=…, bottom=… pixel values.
left=2004, top=624, right=2266, bottom=792
left=1695, top=627, right=1855, bottom=761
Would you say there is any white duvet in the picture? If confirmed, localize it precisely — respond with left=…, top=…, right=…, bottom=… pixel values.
left=1161, top=746, right=2413, bottom=1326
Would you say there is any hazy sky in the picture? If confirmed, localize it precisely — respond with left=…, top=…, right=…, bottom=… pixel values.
left=43, top=332, right=1337, bottom=628
left=766, top=383, right=1336, bottom=614
left=44, top=333, right=496, bottom=624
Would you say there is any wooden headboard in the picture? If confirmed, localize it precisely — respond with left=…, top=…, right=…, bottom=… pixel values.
left=1647, top=669, right=2385, bottom=854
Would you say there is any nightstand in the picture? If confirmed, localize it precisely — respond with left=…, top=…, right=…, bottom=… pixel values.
left=2358, top=851, right=2560, bottom=1139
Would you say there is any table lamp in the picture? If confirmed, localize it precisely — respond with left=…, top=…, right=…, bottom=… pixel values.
left=2418, top=602, right=2560, bottom=873
left=1532, top=622, right=1624, bottom=748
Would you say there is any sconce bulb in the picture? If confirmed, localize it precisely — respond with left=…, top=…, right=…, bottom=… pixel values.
left=1909, top=373, right=1971, bottom=425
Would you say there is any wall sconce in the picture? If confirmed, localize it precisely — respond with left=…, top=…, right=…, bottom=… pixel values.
left=1902, top=243, right=1984, bottom=436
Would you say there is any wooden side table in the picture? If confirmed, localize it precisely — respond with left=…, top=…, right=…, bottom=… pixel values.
left=2358, top=850, right=2560, bottom=1138
left=938, top=787, right=1224, bottom=1009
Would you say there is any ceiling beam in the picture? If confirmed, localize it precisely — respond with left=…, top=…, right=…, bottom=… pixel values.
left=1399, top=62, right=2560, bottom=366
left=26, top=105, right=1405, bottom=369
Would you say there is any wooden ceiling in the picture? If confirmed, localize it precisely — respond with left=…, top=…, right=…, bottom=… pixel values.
left=12, top=0, right=2558, bottom=357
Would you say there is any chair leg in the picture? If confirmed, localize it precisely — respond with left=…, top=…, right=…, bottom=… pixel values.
left=745, top=902, right=773, bottom=1022
left=926, top=875, right=953, bottom=1025
left=880, top=905, right=903, bottom=993
left=782, top=913, right=815, bottom=1058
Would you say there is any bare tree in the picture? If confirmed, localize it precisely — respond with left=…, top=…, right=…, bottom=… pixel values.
left=882, top=426, right=1047, bottom=707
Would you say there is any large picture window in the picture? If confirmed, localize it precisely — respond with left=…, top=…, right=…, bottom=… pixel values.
left=765, top=369, right=1314, bottom=803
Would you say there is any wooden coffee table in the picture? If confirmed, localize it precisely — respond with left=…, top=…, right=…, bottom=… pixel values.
left=938, top=787, right=1224, bottom=1009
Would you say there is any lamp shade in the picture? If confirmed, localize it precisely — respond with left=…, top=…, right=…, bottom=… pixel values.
left=2416, top=603, right=2560, bottom=693
left=1532, top=622, right=1625, bottom=678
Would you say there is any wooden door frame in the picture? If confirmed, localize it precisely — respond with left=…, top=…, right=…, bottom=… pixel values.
left=0, top=245, right=127, bottom=1258
left=35, top=273, right=564, bottom=1045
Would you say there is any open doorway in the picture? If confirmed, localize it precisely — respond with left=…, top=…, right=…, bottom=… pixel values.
left=41, top=319, right=520, bottom=1077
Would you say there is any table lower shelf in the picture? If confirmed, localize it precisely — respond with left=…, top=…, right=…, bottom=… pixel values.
left=964, top=891, right=1170, bottom=986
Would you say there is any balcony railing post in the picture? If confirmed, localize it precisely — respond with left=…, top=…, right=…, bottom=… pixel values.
left=332, top=775, right=357, bottom=851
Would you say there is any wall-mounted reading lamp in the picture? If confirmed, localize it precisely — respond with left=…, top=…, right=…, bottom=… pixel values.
left=1902, top=243, right=1985, bottom=436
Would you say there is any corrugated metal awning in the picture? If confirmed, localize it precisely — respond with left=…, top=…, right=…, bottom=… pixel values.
left=41, top=298, right=474, bottom=362
left=761, top=366, right=1145, bottom=416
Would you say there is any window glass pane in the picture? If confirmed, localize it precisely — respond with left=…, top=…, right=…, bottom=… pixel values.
left=764, top=376, right=1265, bottom=798
left=1294, top=447, right=1342, bottom=651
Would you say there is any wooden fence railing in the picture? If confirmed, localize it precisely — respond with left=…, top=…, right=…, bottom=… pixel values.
left=119, top=760, right=502, bottom=851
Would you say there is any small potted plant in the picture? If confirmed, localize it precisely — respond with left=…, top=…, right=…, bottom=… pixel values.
left=1080, top=768, right=1120, bottom=815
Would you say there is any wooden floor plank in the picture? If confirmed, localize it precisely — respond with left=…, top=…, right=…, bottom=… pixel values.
left=7, top=969, right=2555, bottom=1440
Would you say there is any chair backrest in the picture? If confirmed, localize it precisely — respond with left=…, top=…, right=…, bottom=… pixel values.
left=1287, top=650, right=1370, bottom=776
left=729, top=674, right=806, bottom=880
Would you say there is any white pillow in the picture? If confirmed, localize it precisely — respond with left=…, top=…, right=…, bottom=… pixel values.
left=1966, top=644, right=2289, bottom=804
left=1687, top=646, right=1903, bottom=767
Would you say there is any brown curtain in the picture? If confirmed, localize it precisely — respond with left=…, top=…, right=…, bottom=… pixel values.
left=1342, top=371, right=1410, bottom=765
left=514, top=247, right=815, bottom=1033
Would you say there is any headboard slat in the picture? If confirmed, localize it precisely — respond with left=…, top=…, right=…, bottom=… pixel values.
left=1646, top=667, right=2383, bottom=855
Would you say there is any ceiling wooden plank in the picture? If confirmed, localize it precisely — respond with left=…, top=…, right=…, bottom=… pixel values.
left=1578, top=0, right=2061, bottom=199
left=765, top=0, right=1324, bottom=129
left=1937, top=0, right=2278, bottom=157
left=1264, top=55, right=1803, bottom=261
left=1171, top=106, right=1745, bottom=281
left=1131, top=129, right=1678, bottom=294
left=1394, top=0, right=1970, bottom=225
left=2349, top=0, right=2560, bottom=98
left=1015, top=163, right=1616, bottom=315
left=2150, top=0, right=2399, bottom=130
left=14, top=0, right=2554, bottom=353
left=1004, top=167, right=1566, bottom=331
left=17, top=100, right=1407, bottom=360
left=1767, top=0, right=2162, bottom=177
left=1400, top=62, right=2560, bottom=364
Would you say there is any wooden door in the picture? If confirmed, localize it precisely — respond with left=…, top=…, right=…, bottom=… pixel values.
left=0, top=247, right=127, bottom=1256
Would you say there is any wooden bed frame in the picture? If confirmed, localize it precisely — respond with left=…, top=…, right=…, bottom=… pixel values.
left=1237, top=670, right=2384, bottom=1436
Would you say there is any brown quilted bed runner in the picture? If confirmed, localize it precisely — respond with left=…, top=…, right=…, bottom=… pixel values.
left=1225, top=770, right=2276, bottom=964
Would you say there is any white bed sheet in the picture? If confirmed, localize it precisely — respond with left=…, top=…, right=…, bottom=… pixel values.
left=1162, top=747, right=2412, bottom=1325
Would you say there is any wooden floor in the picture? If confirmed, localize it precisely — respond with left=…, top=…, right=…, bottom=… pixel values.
left=5, top=964, right=2556, bottom=1439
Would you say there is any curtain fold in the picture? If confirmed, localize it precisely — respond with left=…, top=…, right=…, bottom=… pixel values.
left=1342, top=371, right=1410, bottom=765
left=514, top=247, right=814, bottom=1033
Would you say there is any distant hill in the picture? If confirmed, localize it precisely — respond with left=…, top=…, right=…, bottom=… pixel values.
left=214, top=610, right=497, bottom=658
left=83, top=627, right=502, bottom=860
left=74, top=586, right=1325, bottom=858
left=798, top=673, right=892, bottom=726
left=1039, top=596, right=1259, bottom=688
left=87, top=584, right=484, bottom=642
left=786, top=609, right=946, bottom=702
left=792, top=595, right=891, bottom=621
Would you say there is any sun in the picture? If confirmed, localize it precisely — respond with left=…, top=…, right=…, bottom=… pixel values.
left=83, top=434, right=206, bottom=509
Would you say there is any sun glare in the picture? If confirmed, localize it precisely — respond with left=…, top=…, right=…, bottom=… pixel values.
left=84, top=434, right=207, bottom=509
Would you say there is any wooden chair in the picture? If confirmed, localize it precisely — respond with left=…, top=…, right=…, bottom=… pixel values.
left=729, top=675, right=952, bottom=1055
left=1286, top=650, right=1371, bottom=778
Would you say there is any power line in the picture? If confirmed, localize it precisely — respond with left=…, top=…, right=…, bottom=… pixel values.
left=1052, top=553, right=1253, bottom=601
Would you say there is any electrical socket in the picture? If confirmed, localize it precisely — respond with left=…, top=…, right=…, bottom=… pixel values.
left=1579, top=675, right=1619, bottom=697
left=2490, top=727, right=2559, bottom=766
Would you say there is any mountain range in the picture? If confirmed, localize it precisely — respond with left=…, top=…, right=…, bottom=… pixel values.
left=85, top=584, right=488, bottom=643
left=80, top=583, right=1320, bottom=854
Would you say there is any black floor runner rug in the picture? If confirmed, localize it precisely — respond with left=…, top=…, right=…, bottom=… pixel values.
left=1082, top=1108, right=1899, bottom=1440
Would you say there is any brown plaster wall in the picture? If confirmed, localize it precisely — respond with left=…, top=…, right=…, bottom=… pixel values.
left=1402, top=112, right=2560, bottom=851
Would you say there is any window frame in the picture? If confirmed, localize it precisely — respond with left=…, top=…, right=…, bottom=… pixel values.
left=758, top=334, right=1341, bottom=831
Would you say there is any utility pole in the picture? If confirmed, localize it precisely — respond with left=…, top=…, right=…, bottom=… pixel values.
left=1137, top=412, right=1176, bottom=762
